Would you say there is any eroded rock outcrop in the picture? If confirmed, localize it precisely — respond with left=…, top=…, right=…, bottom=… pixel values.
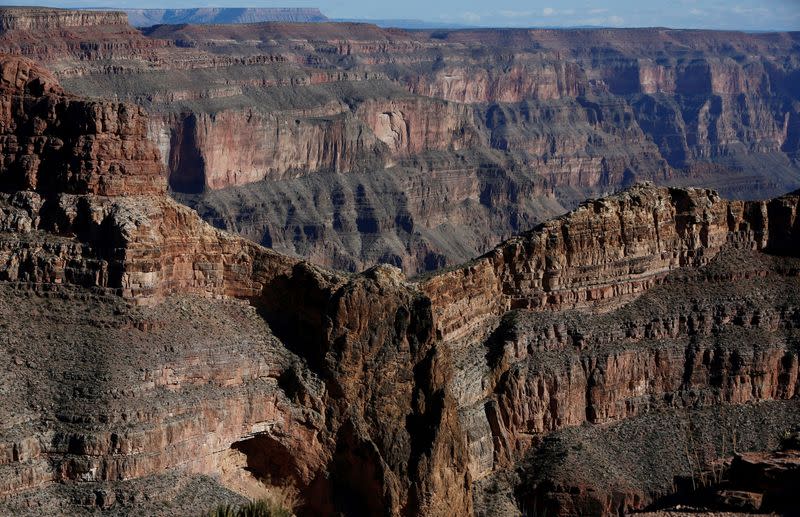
left=405, top=62, right=585, bottom=104
left=422, top=184, right=800, bottom=342
left=0, top=47, right=799, bottom=517
left=0, top=55, right=472, bottom=516
left=355, top=97, right=479, bottom=157
left=0, top=54, right=298, bottom=302
left=156, top=105, right=386, bottom=192
left=0, top=55, right=164, bottom=197
left=418, top=184, right=800, bottom=514
left=0, top=7, right=128, bottom=32
left=0, top=11, right=796, bottom=275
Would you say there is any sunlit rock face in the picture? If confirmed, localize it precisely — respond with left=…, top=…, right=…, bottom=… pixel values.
left=0, top=10, right=796, bottom=275
left=0, top=11, right=799, bottom=517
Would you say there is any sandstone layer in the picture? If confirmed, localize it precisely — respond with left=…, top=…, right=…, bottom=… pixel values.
left=0, top=55, right=470, bottom=516
left=0, top=8, right=796, bottom=274
left=0, top=51, right=799, bottom=516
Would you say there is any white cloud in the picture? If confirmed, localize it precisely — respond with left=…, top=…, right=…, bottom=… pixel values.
left=731, top=5, right=769, bottom=15
left=576, top=15, right=625, bottom=27
left=689, top=8, right=706, bottom=16
left=608, top=15, right=625, bottom=25
left=543, top=7, right=556, bottom=16
left=462, top=11, right=481, bottom=22
left=499, top=10, right=534, bottom=18
left=589, top=8, right=609, bottom=14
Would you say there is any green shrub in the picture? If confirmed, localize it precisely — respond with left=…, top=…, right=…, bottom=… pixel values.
left=209, top=498, right=293, bottom=517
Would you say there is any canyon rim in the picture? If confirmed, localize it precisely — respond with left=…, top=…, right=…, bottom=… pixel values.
left=0, top=4, right=799, bottom=516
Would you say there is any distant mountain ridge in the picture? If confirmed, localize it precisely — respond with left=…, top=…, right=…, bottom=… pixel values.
left=123, top=7, right=328, bottom=27
left=331, top=18, right=477, bottom=29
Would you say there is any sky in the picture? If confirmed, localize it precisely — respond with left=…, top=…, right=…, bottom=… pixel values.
left=2, top=0, right=799, bottom=31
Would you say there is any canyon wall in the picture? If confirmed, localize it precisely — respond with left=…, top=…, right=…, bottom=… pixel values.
left=0, top=8, right=794, bottom=274
left=0, top=54, right=295, bottom=301
left=0, top=15, right=798, bottom=516
left=422, top=184, right=800, bottom=343
left=0, top=56, right=164, bottom=197
left=0, top=56, right=472, bottom=516
left=155, top=106, right=386, bottom=192
left=0, top=8, right=128, bottom=32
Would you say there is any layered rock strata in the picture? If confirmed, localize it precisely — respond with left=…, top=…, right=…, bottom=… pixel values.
left=0, top=9, right=796, bottom=274
left=0, top=51, right=799, bottom=516
left=422, top=184, right=799, bottom=342
left=0, top=8, right=128, bottom=32
left=0, top=55, right=471, bottom=516
left=0, top=56, right=164, bottom=197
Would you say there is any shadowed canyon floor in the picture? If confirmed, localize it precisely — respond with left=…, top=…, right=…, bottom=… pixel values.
left=0, top=7, right=797, bottom=274
left=0, top=48, right=799, bottom=515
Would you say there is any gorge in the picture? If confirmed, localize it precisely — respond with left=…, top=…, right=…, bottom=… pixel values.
left=0, top=6, right=798, bottom=517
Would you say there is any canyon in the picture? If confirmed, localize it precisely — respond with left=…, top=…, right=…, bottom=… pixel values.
left=0, top=44, right=798, bottom=516
left=0, top=7, right=796, bottom=274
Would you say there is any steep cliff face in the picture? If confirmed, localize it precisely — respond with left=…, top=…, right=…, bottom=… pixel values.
left=480, top=97, right=672, bottom=189
left=149, top=94, right=478, bottom=192
left=0, top=22, right=800, bottom=517
left=1, top=12, right=795, bottom=275
left=0, top=7, right=128, bottom=32
left=0, top=7, right=166, bottom=65
left=419, top=184, right=800, bottom=514
left=155, top=106, right=386, bottom=192
left=422, top=184, right=800, bottom=342
left=0, top=57, right=473, bottom=516
left=0, top=56, right=164, bottom=197
left=258, top=263, right=472, bottom=516
left=0, top=54, right=294, bottom=302
left=405, top=62, right=585, bottom=104
left=356, top=97, right=479, bottom=157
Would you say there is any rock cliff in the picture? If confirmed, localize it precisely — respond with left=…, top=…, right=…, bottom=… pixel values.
left=0, top=7, right=128, bottom=32
left=422, top=184, right=800, bottom=342
left=0, top=56, right=164, bottom=197
left=0, top=24, right=799, bottom=517
left=0, top=56, right=471, bottom=516
left=0, top=10, right=796, bottom=275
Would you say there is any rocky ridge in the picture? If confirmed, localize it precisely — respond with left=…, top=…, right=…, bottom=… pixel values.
left=124, top=8, right=328, bottom=28
left=0, top=8, right=796, bottom=274
left=0, top=52, right=799, bottom=515
left=0, top=54, right=470, bottom=516
left=0, top=8, right=128, bottom=32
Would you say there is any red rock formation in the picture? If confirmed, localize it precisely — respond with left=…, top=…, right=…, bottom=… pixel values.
left=0, top=8, right=167, bottom=66
left=0, top=55, right=164, bottom=197
left=0, top=53, right=473, bottom=516
left=405, top=62, right=584, bottom=103
left=422, top=184, right=799, bottom=342
left=356, top=97, right=479, bottom=157
left=0, top=54, right=304, bottom=305
left=0, top=10, right=795, bottom=275
left=156, top=105, right=386, bottom=191
left=0, top=27, right=799, bottom=516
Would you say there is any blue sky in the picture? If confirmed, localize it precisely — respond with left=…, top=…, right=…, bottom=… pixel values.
left=3, top=0, right=800, bottom=31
